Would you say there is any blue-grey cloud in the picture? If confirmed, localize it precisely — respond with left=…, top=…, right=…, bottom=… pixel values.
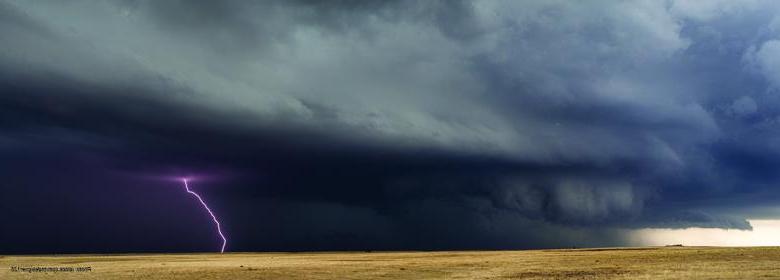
left=3, top=0, right=780, bottom=252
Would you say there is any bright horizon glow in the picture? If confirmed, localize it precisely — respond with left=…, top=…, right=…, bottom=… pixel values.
left=183, top=178, right=227, bottom=253
left=630, top=219, right=780, bottom=247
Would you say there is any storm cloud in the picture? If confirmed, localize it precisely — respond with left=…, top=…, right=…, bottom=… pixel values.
left=2, top=0, right=780, bottom=253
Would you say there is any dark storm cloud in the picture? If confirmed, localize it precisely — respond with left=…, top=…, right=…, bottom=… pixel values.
left=3, top=0, right=780, bottom=252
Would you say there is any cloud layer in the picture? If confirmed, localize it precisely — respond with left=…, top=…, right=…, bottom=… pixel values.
left=3, top=0, right=780, bottom=252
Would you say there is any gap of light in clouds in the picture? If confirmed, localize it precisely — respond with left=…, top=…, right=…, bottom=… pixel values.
left=631, top=220, right=780, bottom=247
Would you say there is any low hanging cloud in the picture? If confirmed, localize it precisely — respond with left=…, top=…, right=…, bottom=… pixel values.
left=3, top=0, right=780, bottom=252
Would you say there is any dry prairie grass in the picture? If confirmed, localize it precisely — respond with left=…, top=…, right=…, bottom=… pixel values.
left=2, top=247, right=779, bottom=279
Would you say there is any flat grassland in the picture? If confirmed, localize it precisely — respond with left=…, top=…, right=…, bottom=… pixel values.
left=2, top=247, right=780, bottom=279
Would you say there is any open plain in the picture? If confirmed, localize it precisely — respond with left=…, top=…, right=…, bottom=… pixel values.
left=2, top=247, right=780, bottom=279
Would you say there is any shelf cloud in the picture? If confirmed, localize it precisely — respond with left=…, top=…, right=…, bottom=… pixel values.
left=3, top=0, right=780, bottom=252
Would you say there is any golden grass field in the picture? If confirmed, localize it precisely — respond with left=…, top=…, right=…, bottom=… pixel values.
left=2, top=247, right=780, bottom=279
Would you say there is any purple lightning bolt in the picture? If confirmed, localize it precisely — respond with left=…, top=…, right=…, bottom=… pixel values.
left=182, top=178, right=227, bottom=253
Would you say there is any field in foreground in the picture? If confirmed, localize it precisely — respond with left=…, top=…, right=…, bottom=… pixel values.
left=2, top=247, right=780, bottom=279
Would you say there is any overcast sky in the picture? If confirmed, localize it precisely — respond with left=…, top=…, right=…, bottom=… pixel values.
left=3, top=0, right=780, bottom=253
